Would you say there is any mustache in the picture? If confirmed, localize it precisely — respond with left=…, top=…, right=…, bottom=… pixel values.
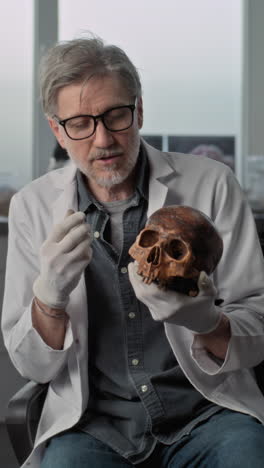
left=91, top=149, right=123, bottom=160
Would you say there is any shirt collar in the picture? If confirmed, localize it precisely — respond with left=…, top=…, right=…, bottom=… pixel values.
left=76, top=169, right=94, bottom=213
left=136, top=143, right=149, bottom=200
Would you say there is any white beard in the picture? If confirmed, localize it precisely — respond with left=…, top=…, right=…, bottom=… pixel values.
left=68, top=134, right=141, bottom=188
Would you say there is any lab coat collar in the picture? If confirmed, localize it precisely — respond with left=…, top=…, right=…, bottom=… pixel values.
left=51, top=138, right=177, bottom=222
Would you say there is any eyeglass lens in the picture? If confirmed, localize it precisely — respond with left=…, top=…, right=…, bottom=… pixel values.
left=65, top=106, right=133, bottom=139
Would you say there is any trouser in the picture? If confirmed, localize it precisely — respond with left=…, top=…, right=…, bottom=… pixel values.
left=41, top=409, right=264, bottom=467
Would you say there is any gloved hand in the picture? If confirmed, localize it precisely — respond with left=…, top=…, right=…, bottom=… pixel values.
left=128, top=262, right=221, bottom=334
left=33, top=210, right=92, bottom=309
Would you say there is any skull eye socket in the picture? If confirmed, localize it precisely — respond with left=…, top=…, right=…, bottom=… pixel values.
left=165, top=239, right=188, bottom=260
left=139, top=230, right=159, bottom=247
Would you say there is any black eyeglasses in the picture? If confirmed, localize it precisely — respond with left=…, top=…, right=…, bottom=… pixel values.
left=53, top=103, right=136, bottom=141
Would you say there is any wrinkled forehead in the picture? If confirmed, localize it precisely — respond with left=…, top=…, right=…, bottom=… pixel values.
left=79, top=72, right=133, bottom=102
left=55, top=73, right=133, bottom=117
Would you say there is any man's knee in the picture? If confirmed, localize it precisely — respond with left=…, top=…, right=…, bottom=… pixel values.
left=40, top=431, right=132, bottom=468
left=212, top=422, right=264, bottom=467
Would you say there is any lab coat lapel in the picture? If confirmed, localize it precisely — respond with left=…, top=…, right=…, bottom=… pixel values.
left=142, top=140, right=178, bottom=217
left=51, top=163, right=79, bottom=223
left=51, top=163, right=88, bottom=375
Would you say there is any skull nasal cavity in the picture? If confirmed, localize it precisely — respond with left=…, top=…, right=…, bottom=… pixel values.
left=165, top=239, right=188, bottom=260
left=147, top=246, right=160, bottom=265
left=139, top=230, right=159, bottom=247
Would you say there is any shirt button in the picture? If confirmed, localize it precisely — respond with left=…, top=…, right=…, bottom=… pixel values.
left=132, top=359, right=139, bottom=366
left=128, top=312, right=136, bottom=319
left=120, top=266, right=127, bottom=274
left=94, top=231, right=100, bottom=238
left=141, top=385, right=148, bottom=393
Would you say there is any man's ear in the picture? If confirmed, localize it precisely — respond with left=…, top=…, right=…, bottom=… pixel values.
left=48, top=118, right=66, bottom=148
left=137, top=97, right=143, bottom=129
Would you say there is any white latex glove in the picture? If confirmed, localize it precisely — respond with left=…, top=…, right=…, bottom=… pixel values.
left=128, top=262, right=221, bottom=334
left=33, top=210, right=92, bottom=309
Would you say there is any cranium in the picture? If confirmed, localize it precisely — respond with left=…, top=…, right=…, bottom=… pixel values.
left=129, top=205, right=223, bottom=296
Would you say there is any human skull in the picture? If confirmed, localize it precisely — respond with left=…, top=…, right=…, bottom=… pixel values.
left=129, top=205, right=223, bottom=296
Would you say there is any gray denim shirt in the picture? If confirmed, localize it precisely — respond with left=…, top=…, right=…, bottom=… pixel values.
left=75, top=147, right=221, bottom=464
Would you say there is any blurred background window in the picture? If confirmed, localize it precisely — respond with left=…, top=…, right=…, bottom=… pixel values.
left=58, top=0, right=242, bottom=175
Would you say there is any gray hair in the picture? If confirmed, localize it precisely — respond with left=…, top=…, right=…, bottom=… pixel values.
left=39, top=35, right=142, bottom=116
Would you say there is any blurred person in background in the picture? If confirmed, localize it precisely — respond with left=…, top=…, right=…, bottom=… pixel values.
left=191, top=143, right=234, bottom=170
left=47, top=141, right=70, bottom=171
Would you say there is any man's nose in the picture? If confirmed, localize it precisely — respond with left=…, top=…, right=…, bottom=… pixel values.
left=93, top=119, right=114, bottom=147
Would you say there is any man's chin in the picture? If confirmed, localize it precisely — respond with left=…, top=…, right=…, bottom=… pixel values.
left=90, top=172, right=129, bottom=188
left=70, top=146, right=139, bottom=189
left=87, top=159, right=137, bottom=188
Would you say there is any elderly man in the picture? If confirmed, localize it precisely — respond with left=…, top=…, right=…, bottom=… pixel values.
left=2, top=35, right=264, bottom=468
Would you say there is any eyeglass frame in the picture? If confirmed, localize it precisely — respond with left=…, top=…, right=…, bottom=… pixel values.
left=53, top=101, right=137, bottom=141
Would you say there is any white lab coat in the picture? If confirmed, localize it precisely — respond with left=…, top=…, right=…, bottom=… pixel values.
left=2, top=140, right=264, bottom=468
